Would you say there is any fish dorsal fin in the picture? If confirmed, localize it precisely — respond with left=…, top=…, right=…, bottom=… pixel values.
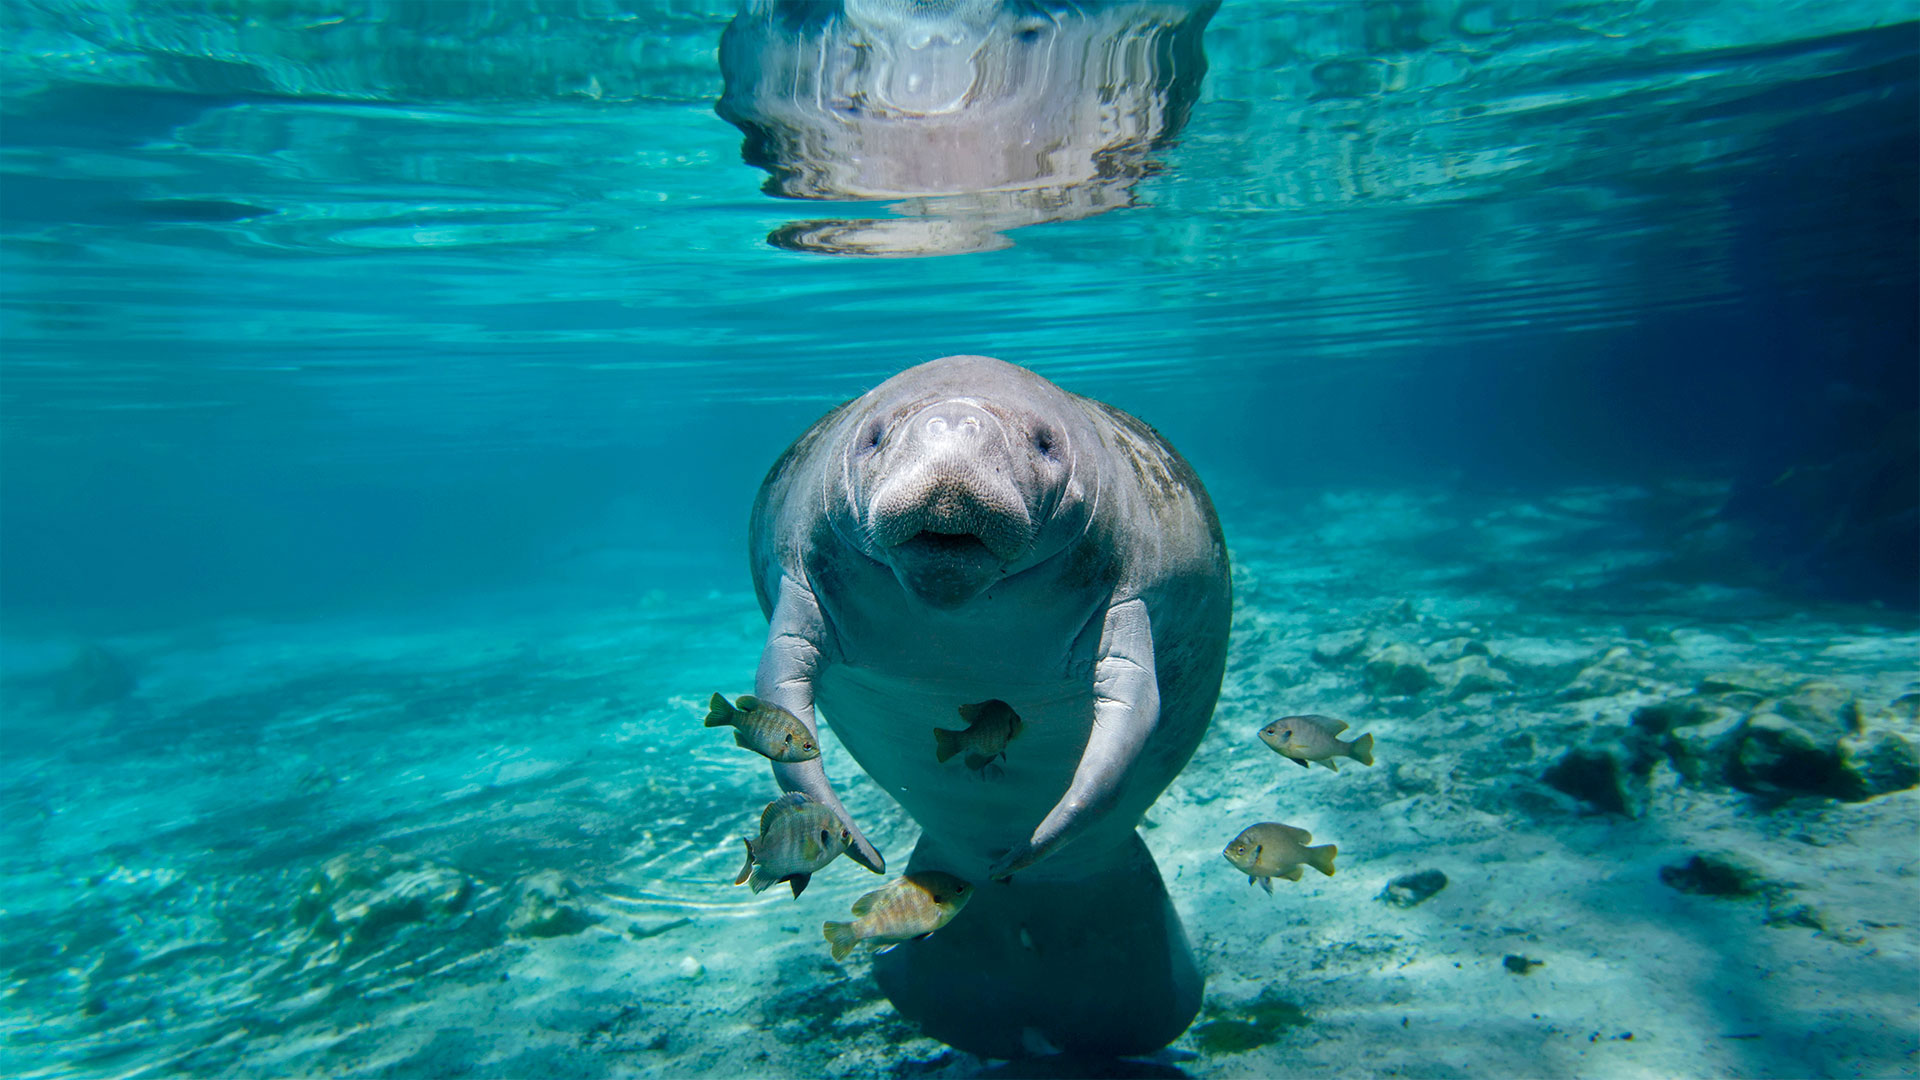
left=1280, top=825, right=1313, bottom=844
left=850, top=887, right=885, bottom=917
left=762, top=791, right=810, bottom=830
left=736, top=694, right=759, bottom=711
left=956, top=702, right=983, bottom=725
left=1302, top=714, right=1348, bottom=735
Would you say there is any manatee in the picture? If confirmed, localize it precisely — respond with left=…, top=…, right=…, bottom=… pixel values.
left=748, top=354, right=1231, bottom=1056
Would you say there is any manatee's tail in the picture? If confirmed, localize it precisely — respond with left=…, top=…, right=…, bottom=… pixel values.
left=1349, top=733, right=1374, bottom=767
left=705, top=693, right=736, bottom=728
left=874, top=831, right=1201, bottom=1058
left=734, top=839, right=756, bottom=886
left=823, top=921, right=860, bottom=961
left=1305, top=843, right=1337, bottom=877
left=933, top=727, right=962, bottom=764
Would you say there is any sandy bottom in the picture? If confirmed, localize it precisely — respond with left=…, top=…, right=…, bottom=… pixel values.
left=2, top=482, right=1915, bottom=1079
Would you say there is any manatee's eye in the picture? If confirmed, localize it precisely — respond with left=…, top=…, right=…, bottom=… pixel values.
left=860, top=419, right=885, bottom=453
left=1032, top=425, right=1057, bottom=459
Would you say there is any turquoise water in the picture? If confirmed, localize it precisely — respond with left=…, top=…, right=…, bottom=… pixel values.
left=2, top=3, right=1916, bottom=1077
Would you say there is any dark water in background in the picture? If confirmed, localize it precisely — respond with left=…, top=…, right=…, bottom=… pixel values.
left=1, top=4, right=1918, bottom=1078
left=2, top=1, right=1912, bottom=632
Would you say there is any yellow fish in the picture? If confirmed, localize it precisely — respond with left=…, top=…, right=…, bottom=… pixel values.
left=705, top=693, right=819, bottom=763
left=1223, top=822, right=1337, bottom=895
left=823, top=871, right=972, bottom=960
left=933, top=699, right=1022, bottom=774
left=1259, top=714, right=1373, bottom=771
left=735, top=793, right=850, bottom=898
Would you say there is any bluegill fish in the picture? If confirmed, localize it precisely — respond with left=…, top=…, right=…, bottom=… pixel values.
left=1259, top=714, right=1374, bottom=771
left=706, top=693, right=819, bottom=763
left=823, top=871, right=973, bottom=961
left=736, top=792, right=849, bottom=898
left=933, top=699, right=1022, bottom=773
left=1223, top=822, right=1337, bottom=895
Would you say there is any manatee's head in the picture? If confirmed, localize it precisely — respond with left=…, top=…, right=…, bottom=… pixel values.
left=831, top=355, right=1095, bottom=609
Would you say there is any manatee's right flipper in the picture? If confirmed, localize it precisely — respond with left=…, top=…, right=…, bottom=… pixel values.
left=757, top=573, right=884, bottom=873
left=988, top=598, right=1158, bottom=880
left=876, top=832, right=1202, bottom=1058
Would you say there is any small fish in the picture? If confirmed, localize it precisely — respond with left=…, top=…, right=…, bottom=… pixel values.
left=735, top=792, right=850, bottom=898
left=823, top=871, right=973, bottom=960
left=1223, top=822, right=1337, bottom=895
left=933, top=699, right=1022, bottom=773
left=706, top=693, right=819, bottom=763
left=1259, top=714, right=1373, bottom=771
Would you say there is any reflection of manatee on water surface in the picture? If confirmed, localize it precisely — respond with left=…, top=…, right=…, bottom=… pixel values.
left=747, top=355, right=1231, bottom=1057
left=716, top=0, right=1218, bottom=256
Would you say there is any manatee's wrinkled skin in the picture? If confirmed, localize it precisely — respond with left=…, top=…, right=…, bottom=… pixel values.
left=748, top=355, right=1230, bottom=1056
left=717, top=0, right=1217, bottom=255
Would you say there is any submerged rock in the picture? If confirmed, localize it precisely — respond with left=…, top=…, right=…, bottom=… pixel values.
left=294, top=847, right=471, bottom=958
left=1425, top=637, right=1490, bottom=664
left=1839, top=730, right=1920, bottom=799
left=1560, top=645, right=1661, bottom=700
left=1436, top=654, right=1514, bottom=699
left=1379, top=869, right=1448, bottom=907
left=1542, top=742, right=1655, bottom=817
left=1363, top=643, right=1436, bottom=697
left=1310, top=629, right=1371, bottom=666
left=506, top=870, right=595, bottom=938
left=52, top=644, right=135, bottom=710
left=1658, top=852, right=1772, bottom=898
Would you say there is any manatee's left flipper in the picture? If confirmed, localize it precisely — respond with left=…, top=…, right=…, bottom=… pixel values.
left=758, top=573, right=885, bottom=873
left=989, top=598, right=1158, bottom=880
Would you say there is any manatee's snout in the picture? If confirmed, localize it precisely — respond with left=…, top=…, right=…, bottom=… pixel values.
left=866, top=399, right=1033, bottom=606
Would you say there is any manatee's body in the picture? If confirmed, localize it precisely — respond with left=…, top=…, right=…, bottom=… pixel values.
left=747, top=355, right=1230, bottom=1057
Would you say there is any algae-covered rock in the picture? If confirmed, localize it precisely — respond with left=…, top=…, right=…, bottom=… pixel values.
left=1437, top=654, right=1513, bottom=699
left=1728, top=711, right=1850, bottom=798
left=1662, top=712, right=1745, bottom=786
left=1425, top=637, right=1490, bottom=664
left=1363, top=643, right=1436, bottom=697
left=1772, top=682, right=1863, bottom=734
left=1379, top=869, right=1448, bottom=907
left=1560, top=645, right=1661, bottom=700
left=1658, top=852, right=1772, bottom=897
left=1839, top=730, right=1919, bottom=799
left=1310, top=629, right=1371, bottom=666
left=294, top=847, right=470, bottom=957
left=1697, top=667, right=1803, bottom=697
left=1542, top=742, right=1655, bottom=817
left=506, top=870, right=595, bottom=938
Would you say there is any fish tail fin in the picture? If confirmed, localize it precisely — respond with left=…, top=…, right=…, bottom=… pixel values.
left=1259, top=876, right=1274, bottom=896
left=787, top=873, right=811, bottom=899
left=705, top=693, right=735, bottom=727
left=734, top=839, right=755, bottom=886
left=1350, top=733, right=1374, bottom=767
left=823, top=921, right=859, bottom=961
left=1307, top=844, right=1338, bottom=877
left=933, top=728, right=961, bottom=763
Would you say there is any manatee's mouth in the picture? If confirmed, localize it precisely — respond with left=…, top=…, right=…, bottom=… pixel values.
left=882, top=527, right=1004, bottom=608
left=895, top=529, right=996, bottom=560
